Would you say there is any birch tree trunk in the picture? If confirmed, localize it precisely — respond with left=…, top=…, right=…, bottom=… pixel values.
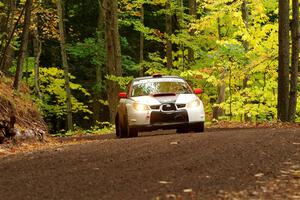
left=13, top=0, right=32, bottom=90
left=288, top=0, right=299, bottom=122
left=278, top=0, right=290, bottom=122
left=57, top=0, right=73, bottom=131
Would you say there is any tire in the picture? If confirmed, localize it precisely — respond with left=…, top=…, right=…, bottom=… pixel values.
left=125, top=113, right=138, bottom=137
left=115, top=114, right=127, bottom=138
left=116, top=113, right=138, bottom=138
left=176, top=126, right=188, bottom=134
left=115, top=115, right=120, bottom=138
left=128, top=126, right=138, bottom=138
left=193, top=122, right=204, bottom=133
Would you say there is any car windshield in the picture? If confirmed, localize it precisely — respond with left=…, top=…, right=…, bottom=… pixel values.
left=131, top=78, right=192, bottom=97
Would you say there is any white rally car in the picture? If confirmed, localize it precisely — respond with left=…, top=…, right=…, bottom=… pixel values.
left=115, top=74, right=205, bottom=138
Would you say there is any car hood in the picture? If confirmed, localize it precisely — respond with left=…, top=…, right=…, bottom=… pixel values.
left=131, top=94, right=198, bottom=105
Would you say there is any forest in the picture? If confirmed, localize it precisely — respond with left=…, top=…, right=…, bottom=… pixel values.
left=0, top=0, right=299, bottom=133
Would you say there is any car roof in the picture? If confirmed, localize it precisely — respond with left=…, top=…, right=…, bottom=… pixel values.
left=133, top=75, right=185, bottom=82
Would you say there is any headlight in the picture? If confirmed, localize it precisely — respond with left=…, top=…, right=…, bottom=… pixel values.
left=186, top=98, right=201, bottom=108
left=132, top=102, right=150, bottom=111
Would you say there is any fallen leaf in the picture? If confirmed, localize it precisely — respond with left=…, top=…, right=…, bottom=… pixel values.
left=254, top=173, right=264, bottom=178
left=183, top=188, right=193, bottom=193
left=291, top=165, right=300, bottom=169
left=280, top=170, right=289, bottom=174
left=166, top=194, right=176, bottom=198
left=55, top=148, right=63, bottom=152
left=291, top=196, right=300, bottom=199
left=250, top=191, right=259, bottom=196
left=170, top=141, right=179, bottom=145
left=159, top=181, right=172, bottom=184
left=292, top=171, right=300, bottom=179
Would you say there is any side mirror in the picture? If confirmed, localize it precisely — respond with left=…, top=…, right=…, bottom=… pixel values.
left=194, top=88, right=203, bottom=94
left=119, top=92, right=127, bottom=98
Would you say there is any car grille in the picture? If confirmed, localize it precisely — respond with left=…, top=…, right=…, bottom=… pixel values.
left=150, top=104, right=186, bottom=110
left=150, top=105, right=160, bottom=110
left=150, top=110, right=188, bottom=124
left=161, top=103, right=176, bottom=111
left=176, top=104, right=186, bottom=109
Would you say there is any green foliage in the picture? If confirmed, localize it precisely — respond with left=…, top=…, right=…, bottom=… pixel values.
left=124, top=0, right=294, bottom=122
left=120, top=37, right=139, bottom=75
left=122, top=55, right=140, bottom=75
left=29, top=67, right=92, bottom=120
left=105, top=75, right=133, bottom=91
left=53, top=121, right=114, bottom=137
left=179, top=0, right=283, bottom=121
left=65, top=0, right=299, bottom=123
left=7, top=0, right=298, bottom=129
left=67, top=37, right=105, bottom=67
left=9, top=57, right=35, bottom=74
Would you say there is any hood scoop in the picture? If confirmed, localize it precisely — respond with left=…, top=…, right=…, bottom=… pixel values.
left=151, top=93, right=176, bottom=97
left=152, top=93, right=178, bottom=104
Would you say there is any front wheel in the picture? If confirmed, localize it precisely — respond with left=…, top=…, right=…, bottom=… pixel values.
left=115, top=114, right=127, bottom=138
left=176, top=126, right=188, bottom=134
left=116, top=114, right=138, bottom=138
left=193, top=122, right=204, bottom=133
left=128, top=126, right=138, bottom=138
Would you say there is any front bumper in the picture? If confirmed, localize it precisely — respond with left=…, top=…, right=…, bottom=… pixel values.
left=131, top=121, right=204, bottom=132
left=126, top=103, right=205, bottom=131
left=150, top=110, right=189, bottom=124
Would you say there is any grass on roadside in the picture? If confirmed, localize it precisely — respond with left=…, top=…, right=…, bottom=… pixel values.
left=51, top=122, right=115, bottom=137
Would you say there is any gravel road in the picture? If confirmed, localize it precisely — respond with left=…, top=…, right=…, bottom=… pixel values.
left=0, top=128, right=299, bottom=200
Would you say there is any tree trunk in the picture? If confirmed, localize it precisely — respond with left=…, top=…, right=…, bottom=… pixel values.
left=188, top=0, right=196, bottom=63
left=288, top=0, right=299, bottom=122
left=212, top=17, right=226, bottom=120
left=278, top=0, right=290, bottom=122
left=57, top=0, right=73, bottom=131
left=13, top=0, right=32, bottom=90
left=241, top=0, right=251, bottom=122
left=90, top=0, right=106, bottom=125
left=166, top=0, right=172, bottom=70
left=213, top=71, right=226, bottom=120
left=101, top=0, right=122, bottom=123
left=0, top=0, right=15, bottom=74
left=177, top=0, right=184, bottom=69
left=241, top=0, right=249, bottom=70
left=33, top=15, right=42, bottom=99
left=0, top=97, right=16, bottom=140
left=139, top=4, right=144, bottom=76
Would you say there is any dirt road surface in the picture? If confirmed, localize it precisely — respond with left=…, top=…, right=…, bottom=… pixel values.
left=0, top=128, right=299, bottom=200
